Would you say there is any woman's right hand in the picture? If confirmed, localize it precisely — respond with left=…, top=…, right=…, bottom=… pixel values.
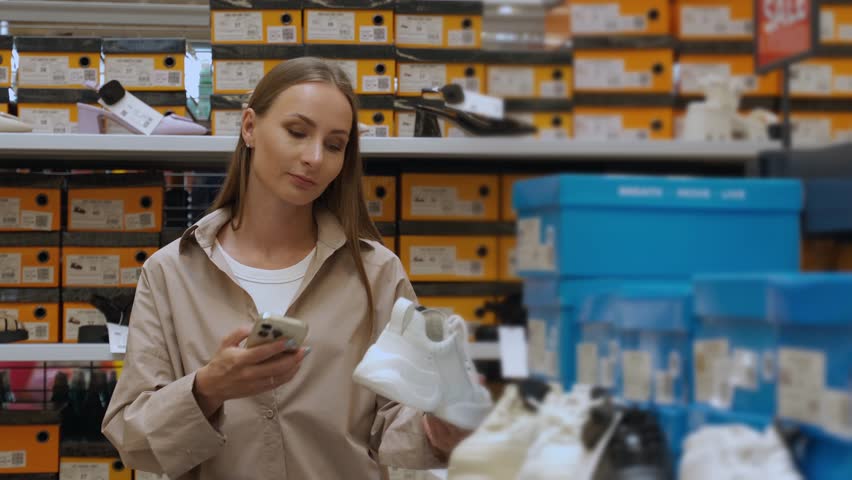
left=193, top=326, right=308, bottom=417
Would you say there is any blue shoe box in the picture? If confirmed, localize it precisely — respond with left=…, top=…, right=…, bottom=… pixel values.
left=576, top=293, right=619, bottom=390
left=522, top=277, right=567, bottom=385
left=513, top=175, right=802, bottom=279
left=693, top=274, right=781, bottom=422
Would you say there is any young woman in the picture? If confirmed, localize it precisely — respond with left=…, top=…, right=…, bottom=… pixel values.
left=103, top=57, right=469, bottom=479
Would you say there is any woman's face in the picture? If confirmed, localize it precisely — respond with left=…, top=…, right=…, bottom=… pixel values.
left=242, top=81, right=352, bottom=207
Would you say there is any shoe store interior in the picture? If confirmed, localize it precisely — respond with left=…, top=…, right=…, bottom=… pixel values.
left=0, top=0, right=851, bottom=479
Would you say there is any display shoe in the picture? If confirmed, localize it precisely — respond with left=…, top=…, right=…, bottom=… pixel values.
left=447, top=384, right=542, bottom=480
left=0, top=112, right=34, bottom=132
left=77, top=103, right=208, bottom=135
left=410, top=102, right=537, bottom=137
left=679, top=424, right=802, bottom=480
left=604, top=408, right=673, bottom=480
left=0, top=316, right=29, bottom=343
left=353, top=298, right=492, bottom=429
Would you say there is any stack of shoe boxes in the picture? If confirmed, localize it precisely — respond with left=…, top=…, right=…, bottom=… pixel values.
left=0, top=176, right=63, bottom=345
left=209, top=0, right=305, bottom=136
left=788, top=1, right=852, bottom=145
left=14, top=37, right=101, bottom=134
left=673, top=0, right=780, bottom=139
left=398, top=173, right=501, bottom=337
left=482, top=49, right=574, bottom=139
left=304, top=0, right=396, bottom=137
left=102, top=37, right=190, bottom=133
left=0, top=35, right=10, bottom=115
left=394, top=0, right=484, bottom=138
left=61, top=174, right=162, bottom=345
left=512, top=175, right=802, bottom=458
left=570, top=0, right=675, bottom=140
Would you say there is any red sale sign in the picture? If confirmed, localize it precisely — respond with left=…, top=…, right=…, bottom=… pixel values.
left=755, top=0, right=818, bottom=73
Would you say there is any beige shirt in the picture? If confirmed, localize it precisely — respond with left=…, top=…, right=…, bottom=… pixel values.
left=102, top=208, right=444, bottom=479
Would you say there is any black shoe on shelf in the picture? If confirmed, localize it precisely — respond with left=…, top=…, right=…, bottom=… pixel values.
left=604, top=408, right=673, bottom=480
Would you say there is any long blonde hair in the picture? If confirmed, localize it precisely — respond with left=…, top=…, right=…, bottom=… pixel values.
left=210, top=57, right=382, bottom=317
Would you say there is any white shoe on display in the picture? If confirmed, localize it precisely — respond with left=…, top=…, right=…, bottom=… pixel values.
left=0, top=112, right=34, bottom=132
left=353, top=298, right=492, bottom=430
left=446, top=384, right=541, bottom=480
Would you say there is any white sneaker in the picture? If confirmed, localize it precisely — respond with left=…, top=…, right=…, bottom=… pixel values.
left=447, top=384, right=540, bottom=480
left=353, top=298, right=492, bottom=430
left=516, top=387, right=619, bottom=480
left=0, top=112, right=33, bottom=133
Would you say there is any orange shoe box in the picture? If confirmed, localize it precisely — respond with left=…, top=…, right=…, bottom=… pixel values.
left=677, top=45, right=781, bottom=98
left=305, top=45, right=396, bottom=96
left=0, top=35, right=11, bottom=88
left=211, top=94, right=249, bottom=136
left=15, top=37, right=101, bottom=89
left=102, top=38, right=187, bottom=92
left=60, top=457, right=132, bottom=480
left=396, top=48, right=485, bottom=97
left=498, top=235, right=520, bottom=282
left=0, top=233, right=60, bottom=288
left=359, top=95, right=396, bottom=137
left=399, top=235, right=498, bottom=282
left=483, top=50, right=573, bottom=100
left=0, top=289, right=60, bottom=343
left=363, top=175, right=397, bottom=222
left=395, top=0, right=482, bottom=49
left=0, top=175, right=62, bottom=232
left=401, top=174, right=499, bottom=222
left=67, top=173, right=164, bottom=233
left=212, top=45, right=305, bottom=95
left=16, top=89, right=99, bottom=135
left=574, top=47, right=673, bottom=94
left=62, top=233, right=158, bottom=289
left=0, top=412, right=61, bottom=474
left=675, top=0, right=753, bottom=41
left=210, top=0, right=303, bottom=45
left=788, top=57, right=852, bottom=99
left=571, top=0, right=671, bottom=37
left=505, top=100, right=574, bottom=140
left=62, top=287, right=136, bottom=343
left=304, top=0, right=394, bottom=45
left=574, top=104, right=674, bottom=140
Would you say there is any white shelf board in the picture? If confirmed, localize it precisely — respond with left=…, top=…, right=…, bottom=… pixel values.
left=0, top=344, right=122, bottom=362
left=0, top=1, right=209, bottom=27
left=0, top=341, right=501, bottom=362
left=0, top=134, right=777, bottom=164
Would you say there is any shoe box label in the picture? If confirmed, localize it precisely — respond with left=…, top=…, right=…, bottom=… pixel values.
left=402, top=174, right=499, bottom=221
left=214, top=60, right=265, bottom=93
left=527, top=316, right=559, bottom=379
left=790, top=60, right=852, bottom=98
left=498, top=236, right=518, bottom=281
left=211, top=10, right=302, bottom=45
left=396, top=15, right=481, bottom=49
left=305, top=10, right=393, bottom=45
left=778, top=348, right=828, bottom=426
left=678, top=55, right=780, bottom=97
left=104, top=55, right=185, bottom=91
left=0, top=425, right=60, bottom=474
left=791, top=112, right=852, bottom=145
left=621, top=349, right=653, bottom=402
left=135, top=471, right=169, bottom=480
left=68, top=187, right=163, bottom=233
left=693, top=338, right=730, bottom=404
left=0, top=247, right=59, bottom=287
left=577, top=342, right=600, bottom=385
left=17, top=54, right=99, bottom=89
left=0, top=303, right=60, bottom=343
left=575, top=49, right=673, bottom=93
left=486, top=65, right=573, bottom=99
left=325, top=59, right=395, bottom=95
left=212, top=109, right=243, bottom=136
left=574, top=106, right=673, bottom=141
left=677, top=1, right=753, bottom=40
left=397, top=63, right=484, bottom=96
left=516, top=217, right=556, bottom=273
left=0, top=191, right=60, bottom=232
left=363, top=176, right=396, bottom=222
left=60, top=457, right=131, bottom=480
left=63, top=247, right=155, bottom=287
left=63, top=304, right=107, bottom=342
left=400, top=236, right=498, bottom=281
left=571, top=0, right=669, bottom=36
left=17, top=103, right=80, bottom=134
left=0, top=48, right=9, bottom=87
left=821, top=4, right=852, bottom=45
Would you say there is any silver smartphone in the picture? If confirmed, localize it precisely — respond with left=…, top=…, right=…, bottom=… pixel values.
left=245, top=312, right=309, bottom=349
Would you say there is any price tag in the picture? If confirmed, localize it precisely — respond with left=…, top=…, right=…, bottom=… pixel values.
left=107, top=322, right=129, bottom=354
left=498, top=326, right=529, bottom=379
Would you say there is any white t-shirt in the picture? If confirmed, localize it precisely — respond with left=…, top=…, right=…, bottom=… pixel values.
left=214, top=240, right=316, bottom=315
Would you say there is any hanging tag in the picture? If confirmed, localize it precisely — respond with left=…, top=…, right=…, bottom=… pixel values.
left=99, top=84, right=164, bottom=136
left=107, top=322, right=129, bottom=354
left=498, top=326, right=529, bottom=379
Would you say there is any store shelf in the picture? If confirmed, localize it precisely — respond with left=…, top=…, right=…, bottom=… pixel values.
left=0, top=134, right=777, bottom=169
left=0, top=341, right=502, bottom=362
left=0, top=1, right=209, bottom=28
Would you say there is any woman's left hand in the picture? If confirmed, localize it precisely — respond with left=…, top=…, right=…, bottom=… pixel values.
left=422, top=414, right=472, bottom=458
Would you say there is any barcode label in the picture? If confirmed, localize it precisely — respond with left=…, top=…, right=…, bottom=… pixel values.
left=449, top=29, right=477, bottom=47
left=268, top=26, right=298, bottom=43
left=367, top=200, right=383, bottom=217
left=0, top=197, right=20, bottom=227
left=363, top=75, right=392, bottom=93
left=36, top=215, right=49, bottom=228
left=0, top=450, right=26, bottom=469
left=84, top=69, right=97, bottom=82
left=19, top=210, right=53, bottom=231
left=126, top=212, right=155, bottom=231
left=0, top=253, right=22, bottom=284
left=374, top=126, right=390, bottom=137
left=360, top=26, right=388, bottom=43
left=25, top=322, right=50, bottom=341
left=24, top=267, right=54, bottom=284
left=168, top=71, right=181, bottom=86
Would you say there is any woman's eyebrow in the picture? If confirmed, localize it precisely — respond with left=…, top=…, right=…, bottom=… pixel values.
left=288, top=113, right=349, bottom=136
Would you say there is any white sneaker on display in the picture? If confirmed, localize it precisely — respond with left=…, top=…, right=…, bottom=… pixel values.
left=446, top=384, right=542, bottom=480
left=353, top=298, right=492, bottom=430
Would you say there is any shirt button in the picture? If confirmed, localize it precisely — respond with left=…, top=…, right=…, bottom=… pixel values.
left=265, top=409, right=275, bottom=419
